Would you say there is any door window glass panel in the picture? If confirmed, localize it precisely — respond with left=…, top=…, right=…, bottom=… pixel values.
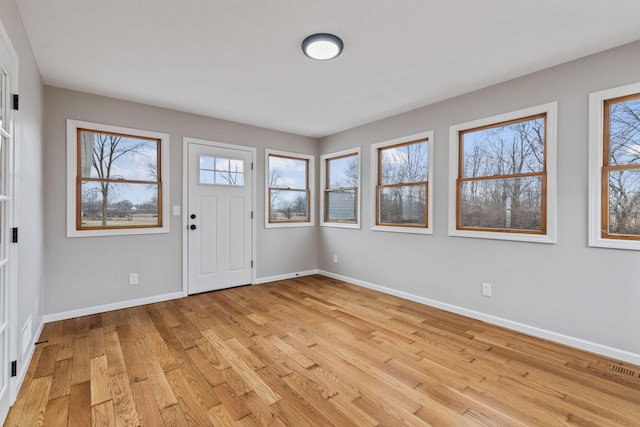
left=0, top=69, right=5, bottom=132
left=0, top=334, right=4, bottom=390
left=0, top=202, right=4, bottom=262
left=0, top=136, right=4, bottom=194
left=199, top=155, right=245, bottom=186
left=0, top=267, right=4, bottom=322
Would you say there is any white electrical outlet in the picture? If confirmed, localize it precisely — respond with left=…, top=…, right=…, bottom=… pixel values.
left=482, top=282, right=492, bottom=297
left=129, top=273, right=139, bottom=285
left=333, top=254, right=338, bottom=263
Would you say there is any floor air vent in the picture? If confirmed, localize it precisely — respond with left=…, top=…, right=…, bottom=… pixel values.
left=609, top=364, right=638, bottom=379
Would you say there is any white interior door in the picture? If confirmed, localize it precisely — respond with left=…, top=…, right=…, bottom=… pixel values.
left=0, top=24, right=16, bottom=423
left=187, top=142, right=253, bottom=294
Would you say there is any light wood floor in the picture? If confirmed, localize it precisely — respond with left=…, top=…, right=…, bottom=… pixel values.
left=5, top=275, right=640, bottom=426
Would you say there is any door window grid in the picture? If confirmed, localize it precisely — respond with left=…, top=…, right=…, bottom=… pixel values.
left=199, top=155, right=245, bottom=186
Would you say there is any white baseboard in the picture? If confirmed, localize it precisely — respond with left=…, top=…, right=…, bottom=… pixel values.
left=319, top=270, right=640, bottom=366
left=43, top=272, right=319, bottom=323
left=38, top=270, right=640, bottom=366
left=255, top=269, right=319, bottom=285
left=42, top=292, right=184, bottom=323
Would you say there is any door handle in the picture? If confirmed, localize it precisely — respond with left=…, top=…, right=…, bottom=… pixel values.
left=190, top=224, right=197, bottom=230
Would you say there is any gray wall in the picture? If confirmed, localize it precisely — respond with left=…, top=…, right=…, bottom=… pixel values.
left=319, top=40, right=640, bottom=357
left=36, top=27, right=640, bottom=361
left=43, top=87, right=318, bottom=315
left=0, top=0, right=45, bottom=378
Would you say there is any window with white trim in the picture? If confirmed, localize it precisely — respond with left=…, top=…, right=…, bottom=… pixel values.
left=589, top=82, right=640, bottom=250
left=265, top=149, right=314, bottom=227
left=66, top=119, right=170, bottom=237
left=448, top=103, right=557, bottom=243
left=371, top=131, right=433, bottom=234
left=321, top=148, right=361, bottom=228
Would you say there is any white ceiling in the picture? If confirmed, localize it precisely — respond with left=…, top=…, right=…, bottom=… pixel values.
left=15, top=0, right=640, bottom=138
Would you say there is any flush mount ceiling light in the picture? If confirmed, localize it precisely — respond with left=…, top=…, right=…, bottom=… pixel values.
left=302, top=33, right=344, bottom=60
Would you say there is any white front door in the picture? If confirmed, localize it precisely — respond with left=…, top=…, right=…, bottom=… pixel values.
left=0, top=22, right=16, bottom=423
left=187, top=142, right=253, bottom=294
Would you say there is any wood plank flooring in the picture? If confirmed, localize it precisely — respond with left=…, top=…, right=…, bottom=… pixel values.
left=5, top=275, right=640, bottom=426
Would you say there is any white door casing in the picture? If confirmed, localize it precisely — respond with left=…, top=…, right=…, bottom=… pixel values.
left=0, top=18, right=18, bottom=424
left=185, top=139, right=255, bottom=294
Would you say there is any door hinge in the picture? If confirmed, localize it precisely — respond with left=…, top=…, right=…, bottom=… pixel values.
left=251, top=260, right=254, bottom=268
left=250, top=211, right=254, bottom=219
left=12, top=227, right=18, bottom=243
left=251, top=162, right=254, bottom=170
left=11, top=360, right=16, bottom=377
left=12, top=94, right=19, bottom=111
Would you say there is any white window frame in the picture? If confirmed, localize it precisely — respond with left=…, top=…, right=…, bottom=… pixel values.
left=448, top=102, right=558, bottom=243
left=66, top=119, right=170, bottom=237
left=321, top=147, right=361, bottom=229
left=370, top=130, right=434, bottom=235
left=265, top=148, right=315, bottom=228
left=589, top=82, right=640, bottom=250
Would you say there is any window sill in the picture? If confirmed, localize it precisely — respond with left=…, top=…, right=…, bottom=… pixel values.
left=67, top=226, right=169, bottom=238
left=448, top=228, right=556, bottom=244
left=589, top=236, right=640, bottom=251
left=321, top=222, right=360, bottom=230
left=371, top=225, right=432, bottom=235
left=265, top=221, right=315, bottom=229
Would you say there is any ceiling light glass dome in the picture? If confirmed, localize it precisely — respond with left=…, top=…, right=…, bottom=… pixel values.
left=302, top=33, right=343, bottom=60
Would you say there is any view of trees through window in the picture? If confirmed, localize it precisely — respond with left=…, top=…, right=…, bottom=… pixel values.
left=377, top=139, right=428, bottom=226
left=458, top=115, right=546, bottom=232
left=77, top=129, right=161, bottom=229
left=268, top=154, right=310, bottom=222
left=199, top=155, right=244, bottom=186
left=604, top=93, right=640, bottom=238
left=325, top=153, right=359, bottom=223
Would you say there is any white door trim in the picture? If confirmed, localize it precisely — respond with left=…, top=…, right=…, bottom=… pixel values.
left=182, top=137, right=257, bottom=296
left=0, top=16, right=19, bottom=410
